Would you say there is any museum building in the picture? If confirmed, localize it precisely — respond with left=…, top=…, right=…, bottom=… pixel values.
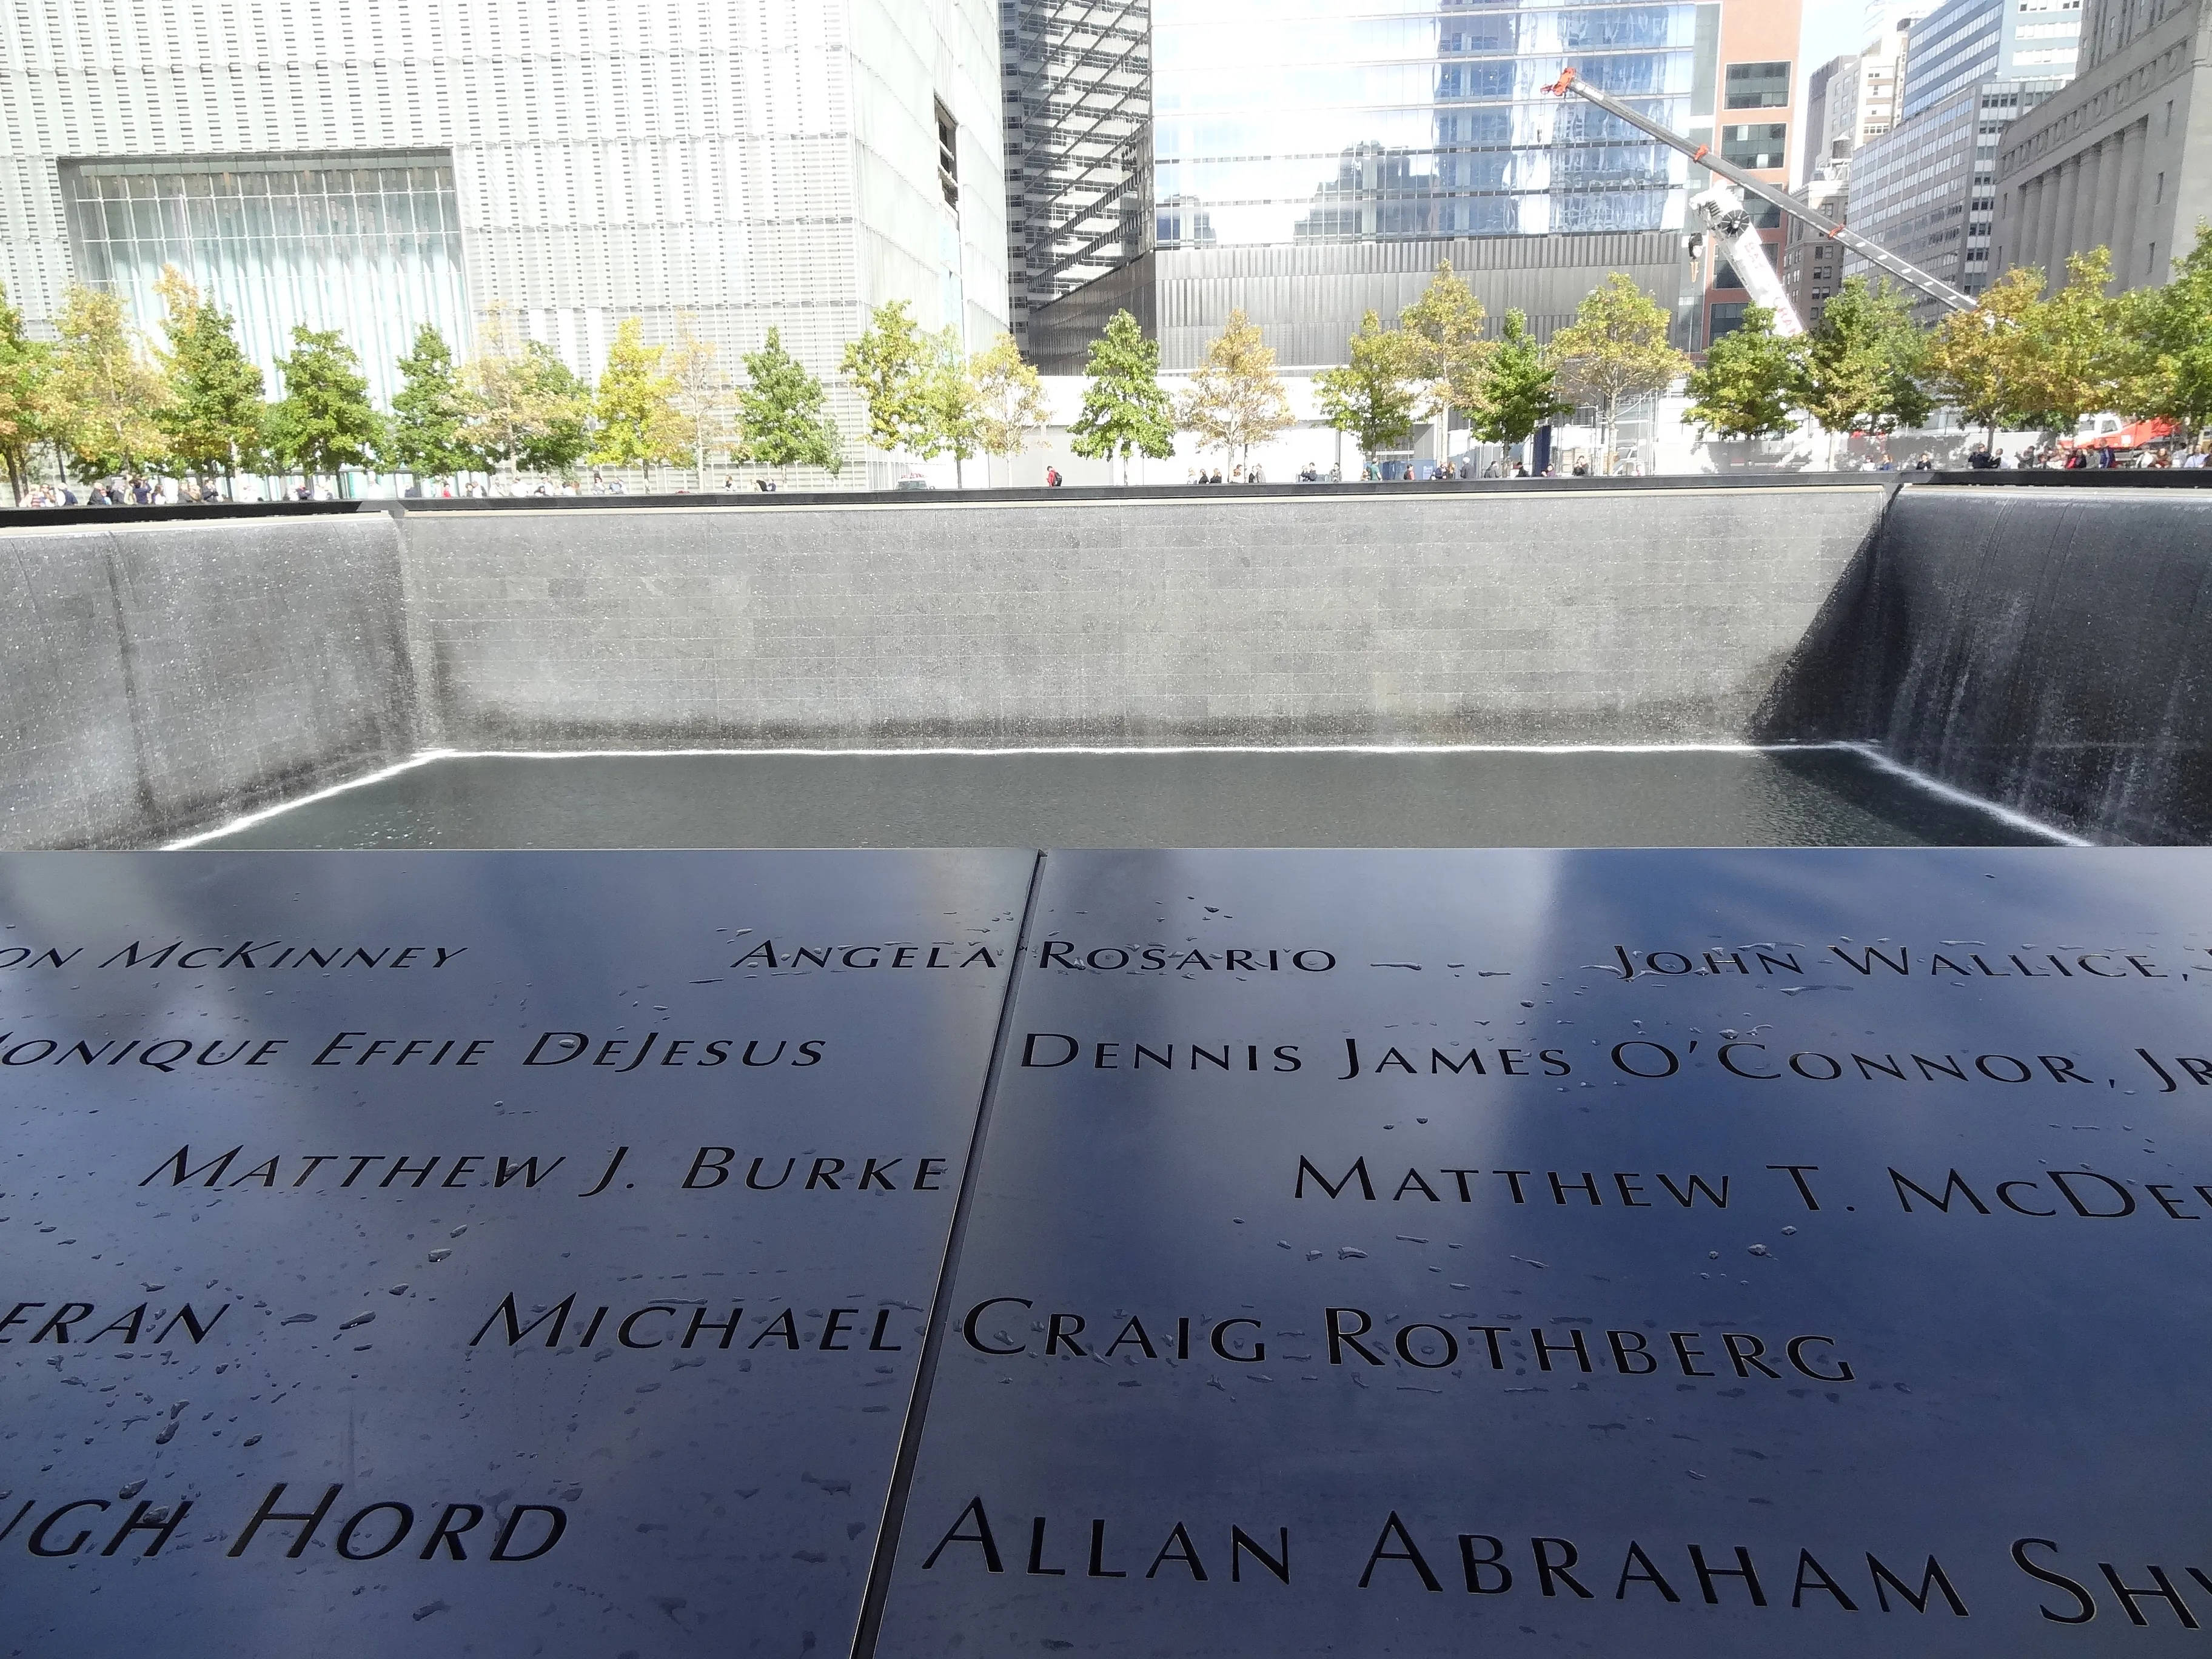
left=0, top=0, right=1007, bottom=479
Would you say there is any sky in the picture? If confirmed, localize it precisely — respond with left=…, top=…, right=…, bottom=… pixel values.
left=1801, top=1, right=1880, bottom=70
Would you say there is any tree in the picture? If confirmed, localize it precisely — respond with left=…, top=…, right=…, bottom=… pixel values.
left=1549, top=273, right=1688, bottom=472
left=1176, top=307, right=1293, bottom=474
left=1795, top=276, right=1932, bottom=459
left=2129, top=221, right=2212, bottom=432
left=0, top=283, right=58, bottom=501
left=589, top=317, right=685, bottom=488
left=1470, top=309, right=1571, bottom=447
left=736, top=327, right=842, bottom=481
left=665, top=317, right=731, bottom=490
left=512, top=345, right=593, bottom=478
left=153, top=267, right=266, bottom=494
left=840, top=299, right=934, bottom=458
left=970, top=332, right=1049, bottom=469
left=1929, top=266, right=2046, bottom=445
left=1683, top=306, right=1801, bottom=441
left=52, top=284, right=169, bottom=480
left=2019, top=247, right=2125, bottom=434
left=268, top=325, right=381, bottom=494
left=1315, top=310, right=1421, bottom=466
left=1068, top=309, right=1176, bottom=484
left=1398, top=260, right=1492, bottom=466
left=458, top=305, right=592, bottom=485
left=918, top=326, right=982, bottom=487
left=383, top=324, right=473, bottom=488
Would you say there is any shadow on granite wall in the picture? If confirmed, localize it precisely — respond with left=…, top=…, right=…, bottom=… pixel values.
left=1757, top=484, right=2212, bottom=845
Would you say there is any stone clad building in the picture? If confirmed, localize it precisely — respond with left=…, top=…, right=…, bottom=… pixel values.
left=1992, top=0, right=2212, bottom=290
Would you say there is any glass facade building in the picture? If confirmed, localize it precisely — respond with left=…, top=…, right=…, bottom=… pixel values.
left=1151, top=0, right=1704, bottom=247
left=1002, top=0, right=1153, bottom=354
left=1899, top=0, right=2082, bottom=119
left=59, top=153, right=468, bottom=412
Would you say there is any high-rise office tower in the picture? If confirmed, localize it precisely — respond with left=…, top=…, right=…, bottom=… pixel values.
left=1000, top=0, right=1151, bottom=357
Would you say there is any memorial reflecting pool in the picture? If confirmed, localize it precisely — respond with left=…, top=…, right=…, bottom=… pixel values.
left=194, top=746, right=2062, bottom=850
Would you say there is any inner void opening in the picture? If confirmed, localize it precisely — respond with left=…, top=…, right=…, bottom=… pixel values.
left=187, top=747, right=2066, bottom=851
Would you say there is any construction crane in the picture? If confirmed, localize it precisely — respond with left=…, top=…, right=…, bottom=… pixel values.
left=1543, top=66, right=1977, bottom=335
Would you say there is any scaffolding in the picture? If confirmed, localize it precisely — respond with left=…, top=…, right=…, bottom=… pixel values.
left=1001, top=0, right=1153, bottom=354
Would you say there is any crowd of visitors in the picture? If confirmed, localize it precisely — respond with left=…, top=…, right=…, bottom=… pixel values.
left=1960, top=438, right=2212, bottom=469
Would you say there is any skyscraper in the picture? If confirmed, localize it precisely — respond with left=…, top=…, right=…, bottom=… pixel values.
left=0, top=0, right=1005, bottom=480
left=1001, top=0, right=1151, bottom=357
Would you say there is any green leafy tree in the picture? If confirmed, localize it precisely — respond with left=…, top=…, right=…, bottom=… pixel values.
left=1398, top=260, right=1493, bottom=464
left=736, top=327, right=843, bottom=481
left=1549, top=273, right=1689, bottom=472
left=919, top=326, right=983, bottom=486
left=1176, top=307, right=1293, bottom=474
left=1683, top=306, right=1801, bottom=441
left=1316, top=309, right=1421, bottom=466
left=970, top=332, right=1050, bottom=468
left=153, top=267, right=266, bottom=494
left=589, top=317, right=685, bottom=488
left=269, top=325, right=381, bottom=494
left=383, top=324, right=473, bottom=487
left=0, top=282, right=58, bottom=501
left=53, top=284, right=169, bottom=480
left=2020, top=247, right=2125, bottom=434
left=1068, top=309, right=1176, bottom=484
left=458, top=305, right=592, bottom=483
left=840, top=299, right=933, bottom=458
left=1470, top=309, right=1571, bottom=447
left=513, top=346, right=591, bottom=478
left=2127, top=222, right=2212, bottom=430
left=1795, top=276, right=1932, bottom=460
left=1929, top=266, right=2046, bottom=446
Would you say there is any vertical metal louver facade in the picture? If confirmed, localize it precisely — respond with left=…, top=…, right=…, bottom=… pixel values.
left=0, top=0, right=1007, bottom=475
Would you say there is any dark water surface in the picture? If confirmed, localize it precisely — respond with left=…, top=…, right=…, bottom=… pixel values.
left=194, top=746, right=2060, bottom=849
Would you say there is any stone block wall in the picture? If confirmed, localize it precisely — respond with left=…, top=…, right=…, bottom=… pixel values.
left=1, top=485, right=1892, bottom=846
left=400, top=486, right=1889, bottom=750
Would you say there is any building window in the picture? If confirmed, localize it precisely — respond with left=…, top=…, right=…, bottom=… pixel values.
left=935, top=98, right=960, bottom=208
left=1725, top=61, right=1792, bottom=109
left=1709, top=301, right=1751, bottom=338
left=58, top=151, right=468, bottom=414
left=1721, top=123, right=1789, bottom=169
